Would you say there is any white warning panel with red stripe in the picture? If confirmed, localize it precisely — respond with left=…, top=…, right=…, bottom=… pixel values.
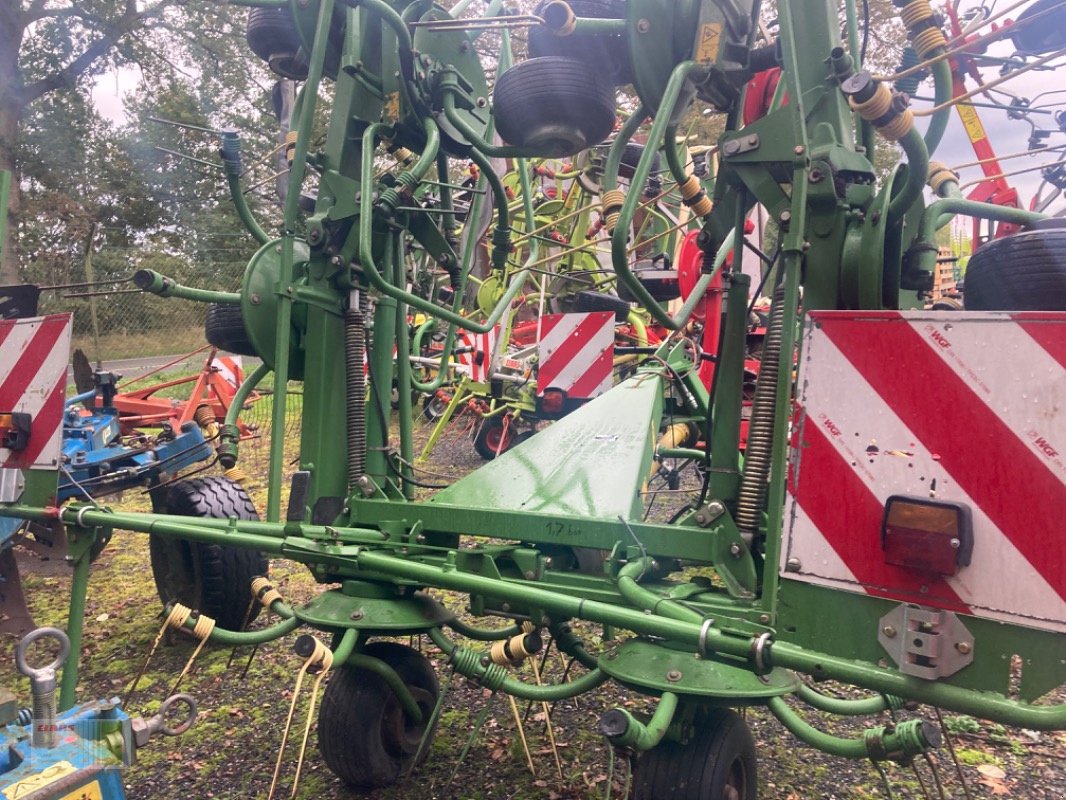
left=454, top=326, right=500, bottom=383
left=537, top=312, right=615, bottom=399
left=784, top=311, right=1066, bottom=633
left=0, top=314, right=72, bottom=471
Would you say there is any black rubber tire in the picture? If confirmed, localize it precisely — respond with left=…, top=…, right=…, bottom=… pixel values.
left=318, top=641, right=440, bottom=788
left=492, top=57, right=616, bottom=157
left=473, top=417, right=516, bottom=460
left=149, top=477, right=268, bottom=631
left=246, top=7, right=308, bottom=79
left=573, top=289, right=632, bottom=322
left=528, top=0, right=633, bottom=85
left=422, top=392, right=450, bottom=421
left=1010, top=0, right=1066, bottom=54
left=963, top=227, right=1066, bottom=310
left=204, top=303, right=258, bottom=357
left=619, top=142, right=662, bottom=182
left=633, top=708, right=757, bottom=800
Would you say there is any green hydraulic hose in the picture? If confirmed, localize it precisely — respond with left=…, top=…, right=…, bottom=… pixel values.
left=601, top=106, right=646, bottom=193
left=609, top=61, right=720, bottom=329
left=440, top=90, right=559, bottom=159
left=615, top=558, right=704, bottom=625
left=220, top=133, right=270, bottom=246
left=446, top=618, right=523, bottom=641
left=132, top=270, right=240, bottom=305
left=625, top=311, right=648, bottom=347
left=768, top=696, right=874, bottom=758
left=355, top=123, right=531, bottom=334
left=924, top=58, right=953, bottom=156
left=913, top=197, right=1044, bottom=275
left=467, top=146, right=512, bottom=270
left=794, top=683, right=900, bottom=716
left=887, top=126, right=930, bottom=225
left=173, top=608, right=300, bottom=647
left=348, top=653, right=424, bottom=722
left=428, top=627, right=609, bottom=701
left=934, top=179, right=963, bottom=228
left=217, top=361, right=270, bottom=468
left=601, top=691, right=678, bottom=751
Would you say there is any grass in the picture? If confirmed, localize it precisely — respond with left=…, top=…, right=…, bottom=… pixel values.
left=72, top=325, right=205, bottom=362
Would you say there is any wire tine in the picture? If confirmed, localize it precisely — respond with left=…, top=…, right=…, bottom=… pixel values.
left=62, top=288, right=144, bottom=298
left=409, top=14, right=544, bottom=30
left=148, top=115, right=226, bottom=135
left=153, top=145, right=225, bottom=170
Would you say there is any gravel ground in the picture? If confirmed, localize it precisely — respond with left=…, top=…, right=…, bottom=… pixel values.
left=2, top=410, right=1064, bottom=800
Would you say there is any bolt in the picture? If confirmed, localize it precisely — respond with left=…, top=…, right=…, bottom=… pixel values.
left=476, top=97, right=488, bottom=108
left=949, top=537, right=961, bottom=549
left=758, top=614, right=771, bottom=624
left=250, top=293, right=261, bottom=305
left=694, top=511, right=709, bottom=526
left=794, top=145, right=805, bottom=155
left=729, top=543, right=743, bottom=557
left=330, top=256, right=342, bottom=267
left=809, top=169, right=824, bottom=183
left=350, top=610, right=364, bottom=620
left=956, top=642, right=972, bottom=654
left=636, top=18, right=651, bottom=33
left=723, top=140, right=740, bottom=156
left=524, top=570, right=536, bottom=580
left=785, top=557, right=802, bottom=572
left=415, top=533, right=427, bottom=544
left=501, top=603, right=511, bottom=612
left=666, top=670, right=682, bottom=682
left=882, top=625, right=897, bottom=638
left=746, top=135, right=758, bottom=146
left=779, top=210, right=792, bottom=224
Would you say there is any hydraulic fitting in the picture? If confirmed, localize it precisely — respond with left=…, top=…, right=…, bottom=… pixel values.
left=841, top=71, right=914, bottom=141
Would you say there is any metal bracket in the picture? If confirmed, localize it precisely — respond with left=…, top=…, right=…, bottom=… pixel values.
left=0, top=468, right=24, bottom=503
left=878, top=604, right=974, bottom=680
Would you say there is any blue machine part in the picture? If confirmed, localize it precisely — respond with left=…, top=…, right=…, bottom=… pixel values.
left=0, top=698, right=132, bottom=799
left=59, top=406, right=212, bottom=502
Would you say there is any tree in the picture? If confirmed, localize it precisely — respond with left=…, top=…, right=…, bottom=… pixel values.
left=0, top=0, right=270, bottom=283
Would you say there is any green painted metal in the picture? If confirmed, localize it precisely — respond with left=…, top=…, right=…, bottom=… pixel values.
left=598, top=639, right=799, bottom=700
left=132, top=270, right=241, bottom=305
left=4, top=0, right=1065, bottom=781
left=602, top=691, right=679, bottom=751
left=768, top=696, right=939, bottom=760
left=429, top=375, right=662, bottom=521
left=293, top=585, right=454, bottom=632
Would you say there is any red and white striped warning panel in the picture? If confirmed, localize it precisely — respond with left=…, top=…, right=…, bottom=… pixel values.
left=784, top=311, right=1066, bottom=633
left=0, top=314, right=72, bottom=471
left=537, top=312, right=614, bottom=399
left=456, top=326, right=500, bottom=383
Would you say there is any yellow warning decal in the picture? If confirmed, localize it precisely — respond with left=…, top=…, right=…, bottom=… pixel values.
left=956, top=102, right=987, bottom=144
left=60, top=781, right=103, bottom=800
left=3, top=761, right=77, bottom=799
left=696, top=23, right=722, bottom=63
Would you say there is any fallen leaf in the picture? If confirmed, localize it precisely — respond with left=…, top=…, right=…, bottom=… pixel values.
left=977, top=764, right=1007, bottom=780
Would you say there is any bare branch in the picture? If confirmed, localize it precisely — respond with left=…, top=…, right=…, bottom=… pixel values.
left=17, top=0, right=176, bottom=108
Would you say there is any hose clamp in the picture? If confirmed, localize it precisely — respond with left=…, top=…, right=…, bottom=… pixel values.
left=752, top=632, right=772, bottom=674
left=697, top=618, right=715, bottom=659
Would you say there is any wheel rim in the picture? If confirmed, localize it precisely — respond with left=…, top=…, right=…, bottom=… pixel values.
left=723, top=753, right=747, bottom=800
left=381, top=686, right=435, bottom=758
left=484, top=422, right=514, bottom=454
